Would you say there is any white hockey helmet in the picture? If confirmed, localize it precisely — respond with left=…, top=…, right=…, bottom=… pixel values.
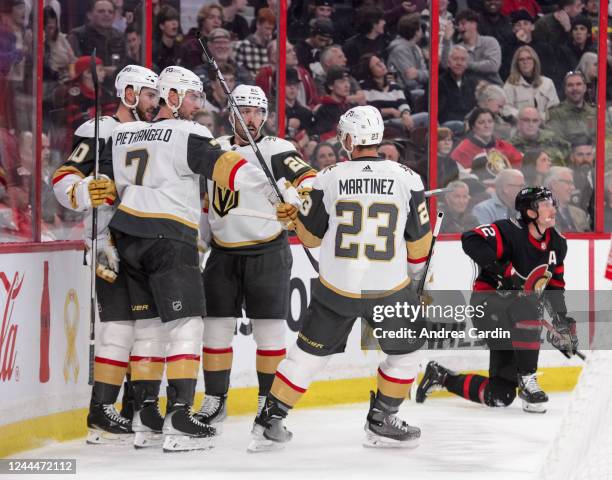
left=115, top=65, right=159, bottom=119
left=158, top=66, right=204, bottom=117
left=337, top=106, right=384, bottom=152
left=231, top=84, right=268, bottom=120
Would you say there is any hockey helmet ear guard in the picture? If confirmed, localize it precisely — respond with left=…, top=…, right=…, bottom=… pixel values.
left=337, top=106, right=384, bottom=154
left=515, top=186, right=556, bottom=223
left=115, top=65, right=159, bottom=120
left=229, top=85, right=268, bottom=138
left=158, top=66, right=204, bottom=118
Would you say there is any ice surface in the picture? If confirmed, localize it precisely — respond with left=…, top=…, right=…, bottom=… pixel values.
left=11, top=394, right=569, bottom=480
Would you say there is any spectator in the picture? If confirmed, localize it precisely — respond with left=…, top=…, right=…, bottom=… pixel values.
left=451, top=107, right=523, bottom=169
left=557, top=15, right=596, bottom=77
left=454, top=9, right=502, bottom=85
left=501, top=0, right=541, bottom=18
left=576, top=51, right=598, bottom=104
left=295, top=18, right=334, bottom=72
left=111, top=0, right=127, bottom=32
left=355, top=53, right=417, bottom=131
left=438, top=45, right=478, bottom=128
left=152, top=5, right=181, bottom=72
left=220, top=0, right=250, bottom=41
left=342, top=6, right=389, bottom=70
left=472, top=168, right=525, bottom=224
left=378, top=140, right=402, bottom=161
left=285, top=67, right=315, bottom=136
left=68, top=0, right=125, bottom=79
left=533, top=0, right=584, bottom=46
left=43, top=5, right=75, bottom=84
left=437, top=127, right=461, bottom=187
left=256, top=41, right=319, bottom=108
left=311, top=141, right=338, bottom=170
left=478, top=0, right=514, bottom=46
left=313, top=45, right=366, bottom=106
left=567, top=137, right=594, bottom=218
left=544, top=166, right=589, bottom=231
left=387, top=14, right=429, bottom=94
left=503, top=46, right=559, bottom=120
left=59, top=56, right=116, bottom=151
left=313, top=66, right=352, bottom=141
left=124, top=24, right=141, bottom=63
left=192, top=28, right=252, bottom=88
left=439, top=180, right=480, bottom=233
left=547, top=71, right=596, bottom=144
left=181, top=5, right=224, bottom=69
left=500, top=10, right=558, bottom=82
left=521, top=148, right=552, bottom=185
left=234, top=7, right=276, bottom=76
left=510, top=106, right=571, bottom=166
left=193, top=109, right=216, bottom=132
left=420, top=0, right=455, bottom=58
left=472, top=83, right=514, bottom=139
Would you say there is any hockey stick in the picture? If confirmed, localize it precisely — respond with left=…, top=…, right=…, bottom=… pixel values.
left=196, top=35, right=320, bottom=273
left=88, top=51, right=100, bottom=385
left=424, top=187, right=452, bottom=198
left=417, top=211, right=444, bottom=295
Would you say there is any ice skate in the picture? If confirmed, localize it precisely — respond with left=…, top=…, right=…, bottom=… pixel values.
left=518, top=373, right=548, bottom=413
left=364, top=391, right=420, bottom=448
left=162, top=403, right=216, bottom=452
left=133, top=399, right=164, bottom=448
left=416, top=361, right=451, bottom=403
left=247, top=397, right=292, bottom=453
left=194, top=394, right=227, bottom=434
left=86, top=402, right=133, bottom=445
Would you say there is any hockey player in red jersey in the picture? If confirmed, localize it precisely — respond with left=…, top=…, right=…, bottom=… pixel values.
left=248, top=105, right=433, bottom=452
left=51, top=65, right=160, bottom=444
left=417, top=187, right=578, bottom=413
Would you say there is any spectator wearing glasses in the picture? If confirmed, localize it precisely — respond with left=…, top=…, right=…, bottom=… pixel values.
left=510, top=106, right=571, bottom=166
left=544, top=166, right=589, bottom=232
left=547, top=71, right=596, bottom=145
left=472, top=168, right=525, bottom=224
left=451, top=107, right=523, bottom=170
left=503, top=46, right=559, bottom=120
left=439, top=180, right=479, bottom=233
left=454, top=9, right=503, bottom=85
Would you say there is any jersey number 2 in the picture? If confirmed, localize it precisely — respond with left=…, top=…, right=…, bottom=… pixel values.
left=335, top=201, right=398, bottom=261
left=125, top=149, right=149, bottom=185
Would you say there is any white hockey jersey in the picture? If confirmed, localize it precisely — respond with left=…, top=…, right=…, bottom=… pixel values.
left=99, top=119, right=275, bottom=244
left=296, top=158, right=432, bottom=297
left=205, top=135, right=316, bottom=253
left=52, top=116, right=120, bottom=211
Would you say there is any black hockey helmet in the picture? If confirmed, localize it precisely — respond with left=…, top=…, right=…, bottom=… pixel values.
left=515, top=186, right=556, bottom=223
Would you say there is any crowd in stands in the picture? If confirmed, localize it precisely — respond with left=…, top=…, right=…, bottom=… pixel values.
left=2, top=0, right=612, bottom=242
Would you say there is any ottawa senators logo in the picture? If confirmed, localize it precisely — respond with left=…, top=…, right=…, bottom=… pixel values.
left=212, top=183, right=239, bottom=217
left=522, top=264, right=552, bottom=296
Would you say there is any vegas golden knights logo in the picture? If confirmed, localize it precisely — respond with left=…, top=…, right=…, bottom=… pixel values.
left=212, top=183, right=239, bottom=217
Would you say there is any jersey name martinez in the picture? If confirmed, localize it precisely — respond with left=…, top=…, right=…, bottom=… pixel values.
left=338, top=178, right=395, bottom=196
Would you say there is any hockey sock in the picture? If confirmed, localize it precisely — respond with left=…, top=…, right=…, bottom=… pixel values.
left=256, top=349, right=286, bottom=396
left=512, top=320, right=541, bottom=375
left=445, top=373, right=490, bottom=405
left=167, top=379, right=198, bottom=407
left=376, top=368, right=414, bottom=409
left=132, top=379, right=162, bottom=407
left=270, top=371, right=307, bottom=408
left=92, top=355, right=127, bottom=404
left=202, top=347, right=232, bottom=396
left=91, top=381, right=122, bottom=405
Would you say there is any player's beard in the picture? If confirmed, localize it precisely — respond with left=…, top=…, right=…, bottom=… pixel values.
left=235, top=121, right=260, bottom=142
left=136, top=103, right=158, bottom=122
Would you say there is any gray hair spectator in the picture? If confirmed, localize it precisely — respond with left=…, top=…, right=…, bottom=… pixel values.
left=438, top=45, right=478, bottom=130
left=313, top=45, right=366, bottom=106
left=576, top=51, right=598, bottom=104
left=439, top=180, right=479, bottom=233
left=472, top=168, right=525, bottom=224
left=544, top=166, right=589, bottom=231
left=474, top=83, right=514, bottom=139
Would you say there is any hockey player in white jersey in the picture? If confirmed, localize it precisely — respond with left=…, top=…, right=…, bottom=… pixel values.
left=249, top=106, right=433, bottom=452
left=194, top=85, right=316, bottom=432
left=93, top=66, right=300, bottom=452
left=51, top=65, right=159, bottom=444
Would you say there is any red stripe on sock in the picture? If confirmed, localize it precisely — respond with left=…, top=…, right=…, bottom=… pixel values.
left=512, top=341, right=541, bottom=349
left=129, top=356, right=165, bottom=363
left=463, top=374, right=474, bottom=400
left=256, top=348, right=287, bottom=357
left=166, top=354, right=201, bottom=362
left=95, top=356, right=128, bottom=368
left=478, top=378, right=489, bottom=404
left=275, top=371, right=306, bottom=393
left=202, top=347, right=233, bottom=354
left=515, top=320, right=542, bottom=328
left=377, top=367, right=415, bottom=384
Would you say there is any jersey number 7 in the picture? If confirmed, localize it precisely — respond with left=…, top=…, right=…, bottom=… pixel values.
left=125, top=149, right=149, bottom=185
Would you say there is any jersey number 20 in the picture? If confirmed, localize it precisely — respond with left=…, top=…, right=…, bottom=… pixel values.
left=335, top=201, right=398, bottom=261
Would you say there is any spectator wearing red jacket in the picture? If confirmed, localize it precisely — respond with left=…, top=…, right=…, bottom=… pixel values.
left=451, top=107, right=523, bottom=170
left=313, top=66, right=352, bottom=141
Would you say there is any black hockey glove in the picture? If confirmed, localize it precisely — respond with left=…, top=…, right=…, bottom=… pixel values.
left=483, top=261, right=523, bottom=292
left=547, top=314, right=578, bottom=358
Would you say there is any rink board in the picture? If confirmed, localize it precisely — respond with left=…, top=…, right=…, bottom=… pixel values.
left=0, top=239, right=610, bottom=457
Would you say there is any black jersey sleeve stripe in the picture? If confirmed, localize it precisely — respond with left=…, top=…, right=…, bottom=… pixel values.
left=296, top=188, right=328, bottom=247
